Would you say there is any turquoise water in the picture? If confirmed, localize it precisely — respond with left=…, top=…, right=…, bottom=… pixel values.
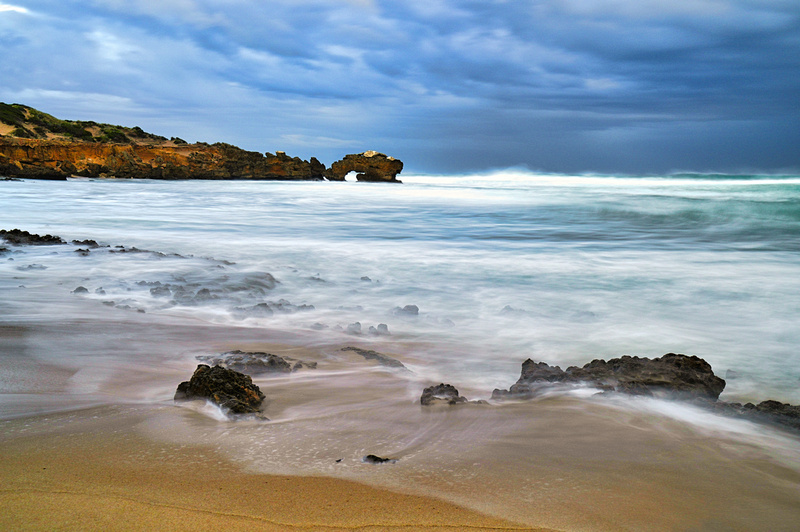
left=2, top=172, right=800, bottom=402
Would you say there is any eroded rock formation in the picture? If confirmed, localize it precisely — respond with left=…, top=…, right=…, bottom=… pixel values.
left=325, top=151, right=404, bottom=183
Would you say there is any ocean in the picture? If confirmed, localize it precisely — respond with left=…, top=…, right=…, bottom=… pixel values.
left=2, top=172, right=800, bottom=529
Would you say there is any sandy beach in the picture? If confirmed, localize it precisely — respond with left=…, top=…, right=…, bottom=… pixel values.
left=0, top=408, right=537, bottom=532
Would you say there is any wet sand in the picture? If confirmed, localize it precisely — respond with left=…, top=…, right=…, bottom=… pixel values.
left=0, top=410, right=538, bottom=532
left=2, top=315, right=800, bottom=531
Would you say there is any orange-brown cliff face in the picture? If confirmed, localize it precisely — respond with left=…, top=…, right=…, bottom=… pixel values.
left=0, top=138, right=326, bottom=180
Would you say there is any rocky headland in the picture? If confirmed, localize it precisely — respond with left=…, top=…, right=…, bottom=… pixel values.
left=0, top=103, right=402, bottom=182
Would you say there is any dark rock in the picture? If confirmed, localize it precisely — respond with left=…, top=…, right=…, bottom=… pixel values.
left=341, top=346, right=406, bottom=369
left=360, top=276, right=372, bottom=282
left=709, top=399, right=800, bottom=432
left=1, top=229, right=65, bottom=245
left=393, top=304, right=419, bottom=317
left=421, top=383, right=468, bottom=406
left=174, top=364, right=266, bottom=415
left=493, top=353, right=726, bottom=401
left=725, top=369, right=741, bottom=380
left=346, top=322, right=362, bottom=335
left=71, top=286, right=89, bottom=294
left=326, top=152, right=404, bottom=183
left=71, top=239, right=101, bottom=248
left=95, top=287, right=106, bottom=295
left=74, top=248, right=90, bottom=256
left=363, top=454, right=397, bottom=464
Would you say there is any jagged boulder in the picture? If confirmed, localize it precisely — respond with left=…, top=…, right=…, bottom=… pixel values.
left=493, top=353, right=726, bottom=401
left=325, top=151, right=403, bottom=183
left=174, top=364, right=265, bottom=415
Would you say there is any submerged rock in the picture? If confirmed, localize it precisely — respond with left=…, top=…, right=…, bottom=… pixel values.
left=392, top=304, right=419, bottom=317
left=363, top=454, right=397, bottom=464
left=71, top=286, right=89, bottom=294
left=421, top=383, right=468, bottom=406
left=0, top=228, right=65, bottom=245
left=341, top=346, right=407, bottom=369
left=197, top=350, right=316, bottom=374
left=368, top=323, right=390, bottom=336
left=493, top=353, right=726, bottom=401
left=174, top=364, right=265, bottom=415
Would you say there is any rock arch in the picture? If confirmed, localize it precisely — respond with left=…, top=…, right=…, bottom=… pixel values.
left=325, top=151, right=403, bottom=183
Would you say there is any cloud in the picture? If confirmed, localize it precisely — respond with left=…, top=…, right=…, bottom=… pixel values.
left=0, top=0, right=798, bottom=173
left=0, top=4, right=29, bottom=13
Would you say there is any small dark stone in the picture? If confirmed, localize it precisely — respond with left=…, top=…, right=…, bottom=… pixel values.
left=346, top=322, right=362, bottom=335
left=72, top=286, right=89, bottom=294
left=74, top=248, right=90, bottom=256
left=363, top=454, right=396, bottom=464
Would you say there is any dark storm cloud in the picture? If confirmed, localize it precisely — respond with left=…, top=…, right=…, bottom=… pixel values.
left=1, top=0, right=798, bottom=173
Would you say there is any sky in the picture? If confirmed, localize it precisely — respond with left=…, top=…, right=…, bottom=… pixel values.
left=1, top=1, right=799, bottom=174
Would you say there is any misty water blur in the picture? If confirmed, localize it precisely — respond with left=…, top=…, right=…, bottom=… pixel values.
left=3, top=173, right=800, bottom=403
left=3, top=172, right=800, bottom=529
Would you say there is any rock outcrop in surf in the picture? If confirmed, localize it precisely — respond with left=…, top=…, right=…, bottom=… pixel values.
left=325, top=151, right=404, bottom=183
left=492, top=353, right=726, bottom=401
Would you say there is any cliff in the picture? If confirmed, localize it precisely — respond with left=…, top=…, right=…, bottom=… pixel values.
left=0, top=138, right=327, bottom=180
left=0, top=103, right=402, bottom=182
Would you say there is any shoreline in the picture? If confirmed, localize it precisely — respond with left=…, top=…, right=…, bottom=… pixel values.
left=0, top=407, right=538, bottom=532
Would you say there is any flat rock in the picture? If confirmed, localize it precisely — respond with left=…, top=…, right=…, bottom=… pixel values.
left=341, top=346, right=406, bottom=369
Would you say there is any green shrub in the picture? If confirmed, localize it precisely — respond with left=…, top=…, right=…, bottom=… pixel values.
left=0, top=103, right=27, bottom=126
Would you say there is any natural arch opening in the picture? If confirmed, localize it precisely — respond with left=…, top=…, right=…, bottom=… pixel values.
left=344, top=171, right=359, bottom=182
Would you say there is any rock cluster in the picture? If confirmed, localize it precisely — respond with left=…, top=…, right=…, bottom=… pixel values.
left=174, top=364, right=265, bottom=415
